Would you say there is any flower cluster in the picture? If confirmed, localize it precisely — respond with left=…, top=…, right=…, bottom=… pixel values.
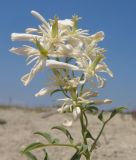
left=10, top=10, right=113, bottom=126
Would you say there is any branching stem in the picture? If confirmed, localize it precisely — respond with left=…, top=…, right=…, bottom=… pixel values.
left=41, top=143, right=79, bottom=150
left=90, top=119, right=110, bottom=152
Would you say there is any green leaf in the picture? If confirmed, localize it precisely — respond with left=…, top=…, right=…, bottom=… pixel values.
left=85, top=106, right=98, bottom=113
left=80, top=74, right=84, bottom=81
left=110, top=107, right=127, bottom=119
left=22, top=142, right=45, bottom=153
left=52, top=126, right=74, bottom=144
left=85, top=129, right=95, bottom=141
left=80, top=144, right=88, bottom=154
left=79, top=83, right=85, bottom=96
left=50, top=89, right=63, bottom=96
left=43, top=149, right=49, bottom=160
left=34, top=132, right=52, bottom=143
left=98, top=111, right=104, bottom=122
left=24, top=151, right=38, bottom=160
left=70, top=151, right=81, bottom=160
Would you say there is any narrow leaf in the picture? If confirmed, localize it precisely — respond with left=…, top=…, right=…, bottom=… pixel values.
left=52, top=126, right=74, bottom=144
left=85, top=106, right=98, bottom=113
left=79, top=83, right=85, bottom=96
left=98, top=111, right=104, bottom=122
left=110, top=107, right=127, bottom=119
left=50, top=89, right=63, bottom=96
left=24, top=151, right=37, bottom=160
left=70, top=151, right=81, bottom=160
left=22, top=142, right=45, bottom=153
left=85, top=130, right=95, bottom=141
left=34, top=132, right=52, bottom=143
left=43, top=149, right=49, bottom=160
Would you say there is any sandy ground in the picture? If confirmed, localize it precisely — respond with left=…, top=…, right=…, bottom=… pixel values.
left=0, top=106, right=136, bottom=160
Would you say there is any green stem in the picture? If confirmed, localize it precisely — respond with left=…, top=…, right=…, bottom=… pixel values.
left=83, top=112, right=88, bottom=128
left=90, top=120, right=109, bottom=152
left=80, top=112, right=87, bottom=144
left=41, top=143, right=79, bottom=150
left=80, top=111, right=91, bottom=160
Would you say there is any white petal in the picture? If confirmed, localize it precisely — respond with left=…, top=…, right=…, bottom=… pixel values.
left=21, top=73, right=31, bottom=86
left=90, top=31, right=105, bottom=42
left=62, top=120, right=73, bottom=127
left=25, top=28, right=39, bottom=33
left=81, top=91, right=98, bottom=98
left=104, top=99, right=112, bottom=104
left=96, top=63, right=113, bottom=78
left=106, top=67, right=113, bottom=77
left=57, top=98, right=70, bottom=102
left=9, top=46, right=39, bottom=56
left=95, top=75, right=106, bottom=88
left=31, top=10, right=50, bottom=29
left=46, top=60, right=79, bottom=70
left=57, top=103, right=72, bottom=113
left=27, top=56, right=39, bottom=65
left=11, top=33, right=41, bottom=41
left=35, top=88, right=52, bottom=97
left=90, top=99, right=112, bottom=105
left=57, top=107, right=63, bottom=113
left=21, top=59, right=46, bottom=86
left=58, top=19, right=73, bottom=27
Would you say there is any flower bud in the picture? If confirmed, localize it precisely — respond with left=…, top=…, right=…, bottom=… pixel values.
left=73, top=107, right=81, bottom=121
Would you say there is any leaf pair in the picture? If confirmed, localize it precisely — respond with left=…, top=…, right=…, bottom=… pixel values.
left=98, top=107, right=127, bottom=123
left=22, top=142, right=46, bottom=153
left=34, top=132, right=59, bottom=144
left=109, top=107, right=127, bottom=119
left=52, top=126, right=74, bottom=144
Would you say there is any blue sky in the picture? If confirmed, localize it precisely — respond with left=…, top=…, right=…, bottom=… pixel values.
left=0, top=0, right=136, bottom=109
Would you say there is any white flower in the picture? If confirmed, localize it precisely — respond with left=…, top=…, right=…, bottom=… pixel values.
left=10, top=10, right=113, bottom=119
left=77, top=90, right=112, bottom=105
left=57, top=98, right=73, bottom=113
left=57, top=98, right=81, bottom=126
left=75, top=54, right=113, bottom=87
left=31, top=10, right=75, bottom=57
left=10, top=43, right=48, bottom=86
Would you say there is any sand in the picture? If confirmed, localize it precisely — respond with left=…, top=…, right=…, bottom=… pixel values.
left=0, top=106, right=136, bottom=160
